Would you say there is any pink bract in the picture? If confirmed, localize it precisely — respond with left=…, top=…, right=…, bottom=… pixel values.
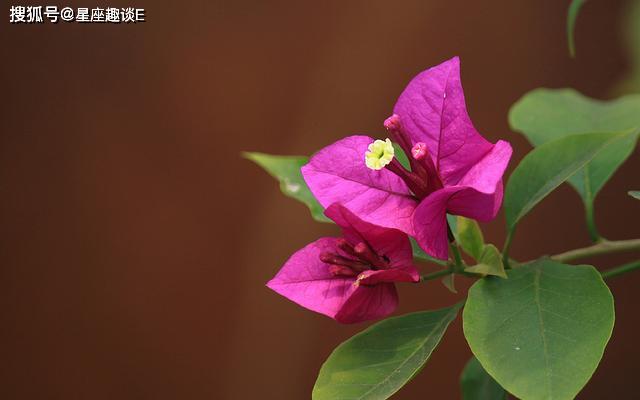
left=302, top=57, right=512, bottom=259
left=266, top=204, right=419, bottom=324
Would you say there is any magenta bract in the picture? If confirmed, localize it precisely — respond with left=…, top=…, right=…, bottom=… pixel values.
left=302, top=57, right=512, bottom=259
left=266, top=204, right=419, bottom=324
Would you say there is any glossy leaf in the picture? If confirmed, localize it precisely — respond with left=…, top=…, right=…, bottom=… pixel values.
left=509, top=90, right=640, bottom=203
left=463, top=258, right=614, bottom=400
left=509, top=90, right=640, bottom=142
left=460, top=356, right=507, bottom=400
left=243, top=152, right=329, bottom=222
left=456, top=216, right=485, bottom=260
left=503, top=131, right=635, bottom=240
left=567, top=0, right=587, bottom=57
left=630, top=191, right=640, bottom=200
left=509, top=89, right=640, bottom=239
left=313, top=304, right=461, bottom=400
left=465, top=244, right=507, bottom=279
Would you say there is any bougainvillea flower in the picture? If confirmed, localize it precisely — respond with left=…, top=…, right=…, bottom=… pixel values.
left=301, top=57, right=512, bottom=259
left=267, top=203, right=419, bottom=324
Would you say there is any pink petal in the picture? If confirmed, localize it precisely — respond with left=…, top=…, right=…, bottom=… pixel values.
left=448, top=181, right=504, bottom=222
left=267, top=237, right=405, bottom=323
left=457, top=140, right=512, bottom=194
left=413, top=184, right=504, bottom=260
left=324, top=203, right=414, bottom=268
left=267, top=237, right=357, bottom=320
left=393, top=57, right=509, bottom=187
left=334, top=283, right=398, bottom=324
left=413, top=189, right=453, bottom=260
left=302, top=135, right=417, bottom=234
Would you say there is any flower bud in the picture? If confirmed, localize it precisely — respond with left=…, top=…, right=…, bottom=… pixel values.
left=411, top=142, right=429, bottom=160
left=383, top=114, right=402, bottom=132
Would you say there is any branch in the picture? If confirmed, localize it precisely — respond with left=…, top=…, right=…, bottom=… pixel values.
left=601, top=260, right=640, bottom=280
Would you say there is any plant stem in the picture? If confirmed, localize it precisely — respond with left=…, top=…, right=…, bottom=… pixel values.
left=421, top=268, right=453, bottom=281
left=584, top=200, right=601, bottom=243
left=502, top=232, right=514, bottom=268
left=601, top=260, right=640, bottom=280
left=449, top=242, right=464, bottom=272
left=420, top=243, right=470, bottom=282
left=551, top=239, right=640, bottom=262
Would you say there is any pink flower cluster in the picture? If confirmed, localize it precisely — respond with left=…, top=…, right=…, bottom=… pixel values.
left=268, top=57, right=512, bottom=323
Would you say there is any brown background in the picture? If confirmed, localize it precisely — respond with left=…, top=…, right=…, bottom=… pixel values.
left=2, top=0, right=639, bottom=398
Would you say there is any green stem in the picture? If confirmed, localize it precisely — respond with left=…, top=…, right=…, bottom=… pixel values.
left=449, top=242, right=464, bottom=272
left=601, top=260, right=640, bottom=280
left=502, top=231, right=514, bottom=268
left=420, top=242, right=470, bottom=282
left=421, top=268, right=453, bottom=281
left=584, top=200, right=601, bottom=243
left=551, top=239, right=640, bottom=262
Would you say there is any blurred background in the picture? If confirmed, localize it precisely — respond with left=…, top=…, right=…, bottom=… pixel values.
left=2, top=0, right=639, bottom=398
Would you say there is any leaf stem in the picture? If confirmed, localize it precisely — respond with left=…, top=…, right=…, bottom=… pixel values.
left=502, top=232, right=514, bottom=268
left=551, top=239, right=640, bottom=262
left=601, top=260, right=640, bottom=280
left=584, top=199, right=601, bottom=243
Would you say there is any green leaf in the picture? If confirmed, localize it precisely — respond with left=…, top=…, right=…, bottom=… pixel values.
left=243, top=152, right=329, bottom=222
left=460, top=356, right=507, bottom=400
left=411, top=238, right=447, bottom=266
left=456, top=216, right=485, bottom=260
left=313, top=304, right=462, bottom=400
left=465, top=245, right=507, bottom=279
left=509, top=90, right=640, bottom=202
left=567, top=0, right=587, bottom=57
left=509, top=89, right=640, bottom=240
left=630, top=191, right=640, bottom=200
left=509, top=90, right=640, bottom=143
left=463, top=258, right=615, bottom=400
left=503, top=131, right=635, bottom=245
